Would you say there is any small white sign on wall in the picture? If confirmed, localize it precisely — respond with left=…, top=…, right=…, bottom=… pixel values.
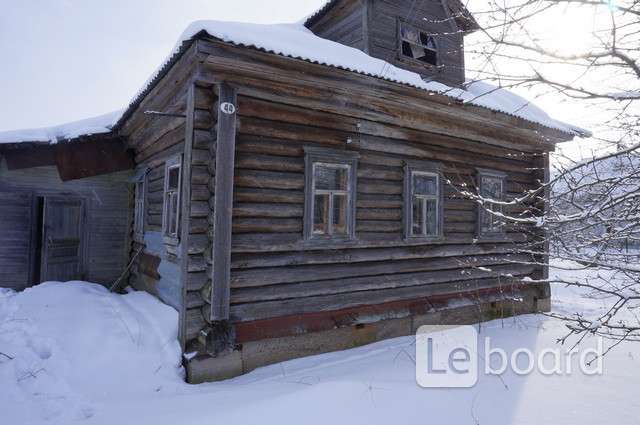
left=220, top=102, right=236, bottom=115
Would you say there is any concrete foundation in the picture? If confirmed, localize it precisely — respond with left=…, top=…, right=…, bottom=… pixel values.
left=187, top=284, right=550, bottom=384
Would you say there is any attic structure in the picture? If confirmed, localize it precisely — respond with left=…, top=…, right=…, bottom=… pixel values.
left=306, top=0, right=480, bottom=86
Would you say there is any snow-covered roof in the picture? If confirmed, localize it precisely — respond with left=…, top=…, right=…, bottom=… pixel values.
left=0, top=109, right=123, bottom=145
left=144, top=20, right=587, bottom=136
left=0, top=20, right=587, bottom=146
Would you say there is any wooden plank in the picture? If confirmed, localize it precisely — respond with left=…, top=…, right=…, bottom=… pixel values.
left=230, top=263, right=536, bottom=303
left=210, top=82, right=238, bottom=321
left=225, top=276, right=527, bottom=322
left=230, top=253, right=531, bottom=288
left=179, top=83, right=197, bottom=348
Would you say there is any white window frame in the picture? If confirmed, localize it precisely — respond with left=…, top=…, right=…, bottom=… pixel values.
left=303, top=147, right=359, bottom=242
left=477, top=168, right=508, bottom=238
left=404, top=160, right=444, bottom=241
left=162, top=155, right=182, bottom=244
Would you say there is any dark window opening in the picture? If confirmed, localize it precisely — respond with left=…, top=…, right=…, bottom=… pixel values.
left=400, top=24, right=438, bottom=66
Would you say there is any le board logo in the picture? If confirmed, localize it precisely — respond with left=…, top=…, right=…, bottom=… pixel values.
left=416, top=325, right=479, bottom=388
left=415, top=325, right=604, bottom=388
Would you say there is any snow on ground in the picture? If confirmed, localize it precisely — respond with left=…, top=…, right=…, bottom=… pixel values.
left=1, top=262, right=639, bottom=425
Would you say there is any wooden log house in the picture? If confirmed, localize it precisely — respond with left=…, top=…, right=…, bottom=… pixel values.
left=0, top=0, right=586, bottom=382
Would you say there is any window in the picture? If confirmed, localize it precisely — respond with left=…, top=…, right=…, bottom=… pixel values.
left=404, top=161, right=443, bottom=240
left=134, top=179, right=146, bottom=238
left=304, top=147, right=358, bottom=241
left=162, top=155, right=182, bottom=243
left=129, top=167, right=149, bottom=241
left=400, top=22, right=438, bottom=66
left=477, top=169, right=507, bottom=237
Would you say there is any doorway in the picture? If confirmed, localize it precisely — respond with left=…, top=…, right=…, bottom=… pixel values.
left=33, top=196, right=86, bottom=283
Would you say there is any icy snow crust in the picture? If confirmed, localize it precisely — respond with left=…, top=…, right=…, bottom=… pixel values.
left=0, top=20, right=585, bottom=145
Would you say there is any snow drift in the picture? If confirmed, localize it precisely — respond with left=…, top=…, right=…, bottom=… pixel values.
left=0, top=282, right=182, bottom=423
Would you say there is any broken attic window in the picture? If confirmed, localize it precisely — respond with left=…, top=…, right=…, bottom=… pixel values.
left=400, top=23, right=438, bottom=66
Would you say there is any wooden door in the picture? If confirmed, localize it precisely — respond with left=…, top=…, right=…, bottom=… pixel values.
left=41, top=197, right=85, bottom=282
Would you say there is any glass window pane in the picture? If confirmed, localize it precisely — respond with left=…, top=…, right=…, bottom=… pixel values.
left=401, top=25, right=419, bottom=43
left=481, top=176, right=502, bottom=199
left=412, top=197, right=424, bottom=236
left=313, top=193, right=329, bottom=235
left=168, top=167, right=180, bottom=190
left=413, top=174, right=438, bottom=196
left=425, top=199, right=438, bottom=236
left=315, top=165, right=348, bottom=191
left=135, top=182, right=143, bottom=200
left=169, top=192, right=179, bottom=235
left=332, top=194, right=348, bottom=236
left=423, top=34, right=437, bottom=50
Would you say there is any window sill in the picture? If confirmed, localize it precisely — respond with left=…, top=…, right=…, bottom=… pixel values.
left=476, top=233, right=510, bottom=243
left=397, top=55, right=440, bottom=72
left=303, top=236, right=357, bottom=247
left=405, top=235, right=445, bottom=243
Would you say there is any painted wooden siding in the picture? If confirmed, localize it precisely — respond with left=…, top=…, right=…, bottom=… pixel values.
left=0, top=164, right=131, bottom=289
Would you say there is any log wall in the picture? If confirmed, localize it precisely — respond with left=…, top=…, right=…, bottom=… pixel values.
left=196, top=93, right=542, bottom=331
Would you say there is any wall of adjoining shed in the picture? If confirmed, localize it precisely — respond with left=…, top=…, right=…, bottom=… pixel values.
left=0, top=163, right=131, bottom=290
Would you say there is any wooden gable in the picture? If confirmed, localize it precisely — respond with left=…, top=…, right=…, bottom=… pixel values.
left=306, top=0, right=479, bottom=87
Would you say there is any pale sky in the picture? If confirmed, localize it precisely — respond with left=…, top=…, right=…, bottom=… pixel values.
left=0, top=0, right=322, bottom=131
left=0, top=0, right=598, bottom=160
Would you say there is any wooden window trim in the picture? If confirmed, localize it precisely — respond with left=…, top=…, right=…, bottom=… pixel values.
left=404, top=160, right=444, bottom=241
left=303, top=146, right=359, bottom=243
left=132, top=167, right=149, bottom=243
left=476, top=168, right=508, bottom=239
left=162, top=154, right=183, bottom=246
left=397, top=18, right=439, bottom=69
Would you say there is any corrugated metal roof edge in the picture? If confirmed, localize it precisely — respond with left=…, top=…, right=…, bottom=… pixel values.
left=114, top=31, right=588, bottom=139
